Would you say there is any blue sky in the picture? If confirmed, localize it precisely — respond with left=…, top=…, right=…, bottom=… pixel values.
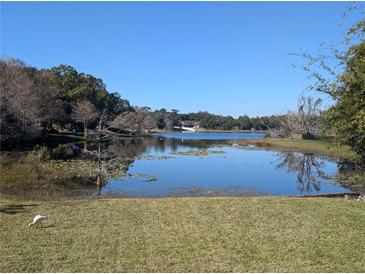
left=0, top=2, right=356, bottom=117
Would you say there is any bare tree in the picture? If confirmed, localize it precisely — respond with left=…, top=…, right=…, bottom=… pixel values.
left=110, top=107, right=152, bottom=134
left=85, top=111, right=127, bottom=195
left=0, top=58, right=62, bottom=141
left=71, top=99, right=100, bottom=138
left=280, top=111, right=299, bottom=138
left=33, top=71, right=64, bottom=131
left=297, top=96, right=322, bottom=137
left=1, top=59, right=40, bottom=138
left=164, top=115, right=174, bottom=130
left=143, top=113, right=156, bottom=132
left=110, top=111, right=138, bottom=133
left=280, top=96, right=322, bottom=138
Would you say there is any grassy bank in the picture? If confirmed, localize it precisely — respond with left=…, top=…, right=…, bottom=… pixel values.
left=231, top=138, right=356, bottom=159
left=1, top=197, right=364, bottom=272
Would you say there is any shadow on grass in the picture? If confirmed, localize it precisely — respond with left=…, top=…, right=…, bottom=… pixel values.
left=42, top=225, right=55, bottom=229
left=0, top=204, right=38, bottom=215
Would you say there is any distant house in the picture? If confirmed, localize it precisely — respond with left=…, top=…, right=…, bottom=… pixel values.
left=182, top=120, right=200, bottom=128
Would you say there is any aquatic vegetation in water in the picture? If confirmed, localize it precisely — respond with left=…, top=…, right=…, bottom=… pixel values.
left=42, top=160, right=126, bottom=179
left=126, top=173, right=158, bottom=182
left=3, top=134, right=365, bottom=199
left=169, top=186, right=268, bottom=197
left=138, top=155, right=175, bottom=160
left=145, top=175, right=158, bottom=182
left=170, top=150, right=225, bottom=156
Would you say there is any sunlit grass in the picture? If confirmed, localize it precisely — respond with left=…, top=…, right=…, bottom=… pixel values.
left=1, top=197, right=364, bottom=272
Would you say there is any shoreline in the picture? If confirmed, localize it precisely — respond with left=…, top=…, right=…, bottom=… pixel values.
left=150, top=128, right=268, bottom=133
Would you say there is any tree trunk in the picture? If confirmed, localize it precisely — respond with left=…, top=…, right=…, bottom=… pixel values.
left=84, top=119, right=87, bottom=139
left=96, top=175, right=101, bottom=196
left=34, top=163, right=40, bottom=181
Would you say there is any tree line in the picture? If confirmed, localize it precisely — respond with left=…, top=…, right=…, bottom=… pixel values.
left=0, top=59, right=132, bottom=142
left=0, top=58, right=284, bottom=143
left=1, top=6, right=364, bottom=162
left=145, top=108, right=283, bottom=131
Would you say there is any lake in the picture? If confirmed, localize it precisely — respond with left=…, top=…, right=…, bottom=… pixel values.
left=1, top=132, right=361, bottom=198
left=153, top=131, right=266, bottom=140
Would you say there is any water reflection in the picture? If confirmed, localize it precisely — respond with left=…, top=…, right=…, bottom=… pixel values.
left=2, top=134, right=363, bottom=198
left=274, top=152, right=335, bottom=193
left=98, top=138, right=357, bottom=197
left=48, top=137, right=226, bottom=161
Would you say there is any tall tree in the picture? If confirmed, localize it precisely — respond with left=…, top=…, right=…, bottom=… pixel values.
left=71, top=100, right=100, bottom=138
left=49, top=64, right=131, bottom=126
left=0, top=58, right=62, bottom=141
left=297, top=96, right=322, bottom=138
left=280, top=96, right=322, bottom=138
left=110, top=107, right=151, bottom=134
left=293, top=5, right=365, bottom=161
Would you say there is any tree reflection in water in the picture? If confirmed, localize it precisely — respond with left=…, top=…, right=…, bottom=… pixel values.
left=274, top=152, right=334, bottom=193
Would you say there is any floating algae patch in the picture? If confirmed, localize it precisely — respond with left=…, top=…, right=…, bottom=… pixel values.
left=126, top=173, right=158, bottom=182
left=43, top=160, right=126, bottom=178
left=170, top=150, right=226, bottom=157
left=138, top=155, right=176, bottom=160
left=145, top=175, right=158, bottom=182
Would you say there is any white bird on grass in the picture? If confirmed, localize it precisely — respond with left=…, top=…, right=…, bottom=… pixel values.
left=28, top=214, right=47, bottom=228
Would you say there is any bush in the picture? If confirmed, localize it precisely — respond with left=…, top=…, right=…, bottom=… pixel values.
left=25, top=145, right=50, bottom=180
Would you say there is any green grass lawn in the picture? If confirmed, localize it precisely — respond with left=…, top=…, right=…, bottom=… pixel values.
left=1, top=197, right=364, bottom=272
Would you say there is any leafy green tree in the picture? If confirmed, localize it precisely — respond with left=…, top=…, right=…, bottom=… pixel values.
left=238, top=115, right=252, bottom=130
left=324, top=41, right=365, bottom=160
left=294, top=5, right=365, bottom=162
left=49, top=65, right=131, bottom=127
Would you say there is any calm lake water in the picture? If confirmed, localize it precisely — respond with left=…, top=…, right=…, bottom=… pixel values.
left=3, top=132, right=361, bottom=198
left=102, top=138, right=352, bottom=197
left=153, top=132, right=266, bottom=140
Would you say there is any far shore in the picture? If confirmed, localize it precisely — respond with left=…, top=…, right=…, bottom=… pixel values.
left=150, top=128, right=268, bottom=133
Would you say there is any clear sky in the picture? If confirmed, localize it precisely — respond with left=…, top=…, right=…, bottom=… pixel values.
left=0, top=1, right=356, bottom=117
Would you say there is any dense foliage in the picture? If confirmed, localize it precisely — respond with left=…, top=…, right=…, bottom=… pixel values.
left=48, top=64, right=132, bottom=125
left=325, top=40, right=365, bottom=161
left=0, top=59, right=133, bottom=142
left=150, top=109, right=282, bottom=131
left=296, top=6, right=365, bottom=162
left=0, top=59, right=283, bottom=143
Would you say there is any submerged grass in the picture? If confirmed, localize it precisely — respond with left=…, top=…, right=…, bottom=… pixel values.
left=0, top=154, right=102, bottom=198
left=138, top=155, right=176, bottom=160
left=1, top=197, right=364, bottom=272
